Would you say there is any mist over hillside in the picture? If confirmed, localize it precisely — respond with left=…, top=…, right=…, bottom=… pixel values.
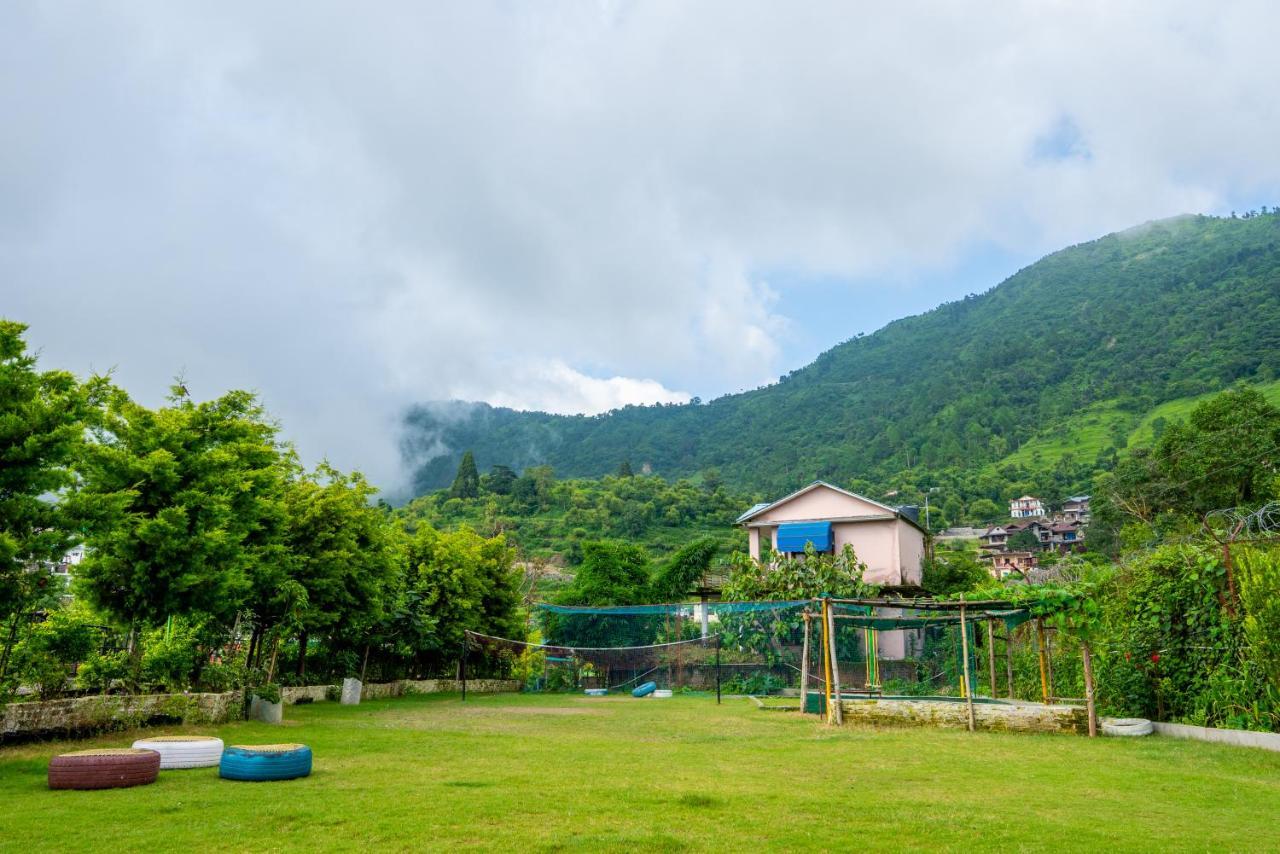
left=403, top=212, right=1280, bottom=505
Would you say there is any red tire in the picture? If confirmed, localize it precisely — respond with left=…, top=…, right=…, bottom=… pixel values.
left=48, top=748, right=161, bottom=790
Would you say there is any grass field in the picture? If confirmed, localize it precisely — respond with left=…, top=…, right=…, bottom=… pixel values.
left=3, top=693, right=1279, bottom=852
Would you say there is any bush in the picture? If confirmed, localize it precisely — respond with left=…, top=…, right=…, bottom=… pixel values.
left=77, top=650, right=135, bottom=694
left=11, top=607, right=98, bottom=699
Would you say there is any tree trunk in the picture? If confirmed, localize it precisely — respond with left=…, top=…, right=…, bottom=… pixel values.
left=0, top=614, right=21, bottom=682
left=1082, top=640, right=1098, bottom=737
left=295, top=629, right=308, bottom=678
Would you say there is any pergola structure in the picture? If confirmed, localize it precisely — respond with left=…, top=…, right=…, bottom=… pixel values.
left=800, top=596, right=1093, bottom=734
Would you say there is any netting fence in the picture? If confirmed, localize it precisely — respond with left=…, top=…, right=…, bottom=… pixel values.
left=462, top=598, right=1039, bottom=703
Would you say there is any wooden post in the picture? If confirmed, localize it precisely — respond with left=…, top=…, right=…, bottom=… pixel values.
left=715, top=636, right=722, bottom=705
left=1045, top=628, right=1055, bottom=704
left=1005, top=627, right=1015, bottom=699
left=986, top=621, right=997, bottom=698
left=821, top=600, right=833, bottom=723
left=959, top=604, right=976, bottom=732
left=824, top=599, right=844, bottom=725
left=1082, top=640, right=1097, bottom=737
left=1035, top=618, right=1049, bottom=705
left=460, top=638, right=467, bottom=702
left=800, top=611, right=812, bottom=714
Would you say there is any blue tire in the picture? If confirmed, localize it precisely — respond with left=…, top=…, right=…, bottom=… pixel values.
left=632, top=681, right=657, bottom=698
left=219, top=744, right=312, bottom=782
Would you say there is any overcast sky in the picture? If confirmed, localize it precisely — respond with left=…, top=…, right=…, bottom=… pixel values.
left=5, top=2, right=1280, bottom=491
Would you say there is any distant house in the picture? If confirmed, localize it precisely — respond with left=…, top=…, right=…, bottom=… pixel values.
left=978, top=526, right=1008, bottom=553
left=989, top=550, right=1037, bottom=579
left=737, top=481, right=928, bottom=662
left=1061, top=495, right=1091, bottom=524
left=736, top=481, right=926, bottom=589
left=1009, top=495, right=1045, bottom=518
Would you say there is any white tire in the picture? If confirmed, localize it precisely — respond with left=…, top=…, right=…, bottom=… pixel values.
left=1101, top=718, right=1153, bottom=737
left=131, top=736, right=225, bottom=769
left=653, top=689, right=673, bottom=699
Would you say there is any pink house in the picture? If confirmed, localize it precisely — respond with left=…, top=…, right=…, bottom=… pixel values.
left=737, top=482, right=927, bottom=589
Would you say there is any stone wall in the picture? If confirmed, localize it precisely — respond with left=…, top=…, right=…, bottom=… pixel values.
left=362, top=678, right=518, bottom=699
left=282, top=685, right=330, bottom=705
left=280, top=678, right=519, bottom=704
left=2, top=691, right=239, bottom=742
left=839, top=697, right=1089, bottom=735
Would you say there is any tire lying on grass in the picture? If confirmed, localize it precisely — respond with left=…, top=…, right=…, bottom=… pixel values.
left=219, top=744, right=312, bottom=782
left=131, top=736, right=224, bottom=769
left=48, top=748, right=161, bottom=790
left=1101, top=717, right=1154, bottom=737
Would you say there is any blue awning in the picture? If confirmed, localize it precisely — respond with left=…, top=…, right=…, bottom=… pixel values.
left=776, top=521, right=833, bottom=553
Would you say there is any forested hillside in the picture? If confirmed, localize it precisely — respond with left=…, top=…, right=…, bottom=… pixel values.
left=403, top=212, right=1280, bottom=521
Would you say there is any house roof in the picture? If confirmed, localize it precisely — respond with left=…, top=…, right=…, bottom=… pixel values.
left=736, top=481, right=927, bottom=534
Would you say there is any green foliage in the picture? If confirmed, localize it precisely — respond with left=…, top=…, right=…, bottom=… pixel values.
left=0, top=320, right=101, bottom=661
left=251, top=682, right=282, bottom=704
left=401, top=470, right=751, bottom=562
left=405, top=213, right=1280, bottom=518
left=1093, top=386, right=1280, bottom=552
left=278, top=463, right=398, bottom=645
left=921, top=549, right=989, bottom=595
left=721, top=545, right=876, bottom=601
left=1007, top=529, right=1040, bottom=551
left=449, top=450, right=480, bottom=500
left=75, top=650, right=135, bottom=694
left=394, top=526, right=525, bottom=671
left=74, top=385, right=289, bottom=630
left=649, top=537, right=720, bottom=601
left=1236, top=547, right=1280, bottom=696
left=9, top=606, right=99, bottom=699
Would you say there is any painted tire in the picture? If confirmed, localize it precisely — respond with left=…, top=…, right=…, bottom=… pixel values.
left=653, top=689, right=673, bottom=699
left=48, top=748, right=161, bottom=790
left=219, top=744, right=312, bottom=781
left=131, top=736, right=224, bottom=769
left=632, top=681, right=657, bottom=698
left=1101, top=717, right=1154, bottom=737
left=584, top=688, right=608, bottom=696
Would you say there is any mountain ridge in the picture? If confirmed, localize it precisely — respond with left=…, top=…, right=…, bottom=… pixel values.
left=402, top=211, right=1280, bottom=512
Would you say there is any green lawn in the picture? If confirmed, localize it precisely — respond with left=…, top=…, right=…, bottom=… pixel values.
left=2, top=693, right=1279, bottom=851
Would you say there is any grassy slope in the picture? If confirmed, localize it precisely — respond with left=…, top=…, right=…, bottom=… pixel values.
left=1127, top=379, right=1280, bottom=447
left=3, top=693, right=1279, bottom=851
left=989, top=378, right=1280, bottom=473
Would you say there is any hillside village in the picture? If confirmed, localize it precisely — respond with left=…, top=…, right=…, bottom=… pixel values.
left=977, top=495, right=1090, bottom=578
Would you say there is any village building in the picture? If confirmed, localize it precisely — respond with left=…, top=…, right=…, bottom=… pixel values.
left=1009, top=495, right=1045, bottom=518
left=1061, top=495, right=1091, bottom=523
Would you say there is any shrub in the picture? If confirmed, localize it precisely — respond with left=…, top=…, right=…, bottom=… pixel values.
left=77, top=650, right=135, bottom=694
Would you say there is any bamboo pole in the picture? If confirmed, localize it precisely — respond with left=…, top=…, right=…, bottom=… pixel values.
left=986, top=621, right=997, bottom=697
left=959, top=604, right=975, bottom=732
left=800, top=611, right=812, bottom=714
left=1035, top=618, right=1050, bottom=705
left=1045, top=628, right=1056, bottom=704
left=1082, top=640, right=1097, bottom=737
left=821, top=600, right=834, bottom=723
left=824, top=599, right=844, bottom=725
left=1005, top=627, right=1015, bottom=699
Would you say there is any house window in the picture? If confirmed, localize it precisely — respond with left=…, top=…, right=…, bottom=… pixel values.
left=776, top=521, right=834, bottom=554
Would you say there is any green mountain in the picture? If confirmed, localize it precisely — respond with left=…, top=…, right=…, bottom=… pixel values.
left=403, top=212, right=1280, bottom=520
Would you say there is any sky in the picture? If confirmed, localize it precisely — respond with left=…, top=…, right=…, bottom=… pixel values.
left=5, top=2, right=1280, bottom=492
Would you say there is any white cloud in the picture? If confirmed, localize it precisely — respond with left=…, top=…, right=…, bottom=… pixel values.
left=3, top=1, right=1279, bottom=488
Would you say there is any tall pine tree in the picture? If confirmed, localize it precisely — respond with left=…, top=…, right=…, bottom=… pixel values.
left=449, top=450, right=480, bottom=499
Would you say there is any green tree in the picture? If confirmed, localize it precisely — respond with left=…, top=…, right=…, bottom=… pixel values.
left=617, top=459, right=633, bottom=477
left=482, top=464, right=517, bottom=495
left=650, top=537, right=719, bottom=601
left=0, top=320, right=100, bottom=680
left=922, top=549, right=989, bottom=595
left=399, top=526, right=524, bottom=673
left=1008, top=529, right=1041, bottom=551
left=278, top=463, right=398, bottom=678
left=74, top=385, right=289, bottom=643
left=449, top=451, right=480, bottom=500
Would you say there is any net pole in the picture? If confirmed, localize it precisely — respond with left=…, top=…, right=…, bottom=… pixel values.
left=1036, top=617, right=1050, bottom=704
left=460, top=637, right=467, bottom=702
left=821, top=599, right=834, bottom=723
left=959, top=604, right=975, bottom=732
left=825, top=598, right=843, bottom=725
left=715, top=635, right=722, bottom=705
left=800, top=611, right=812, bottom=714
left=986, top=621, right=997, bottom=697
